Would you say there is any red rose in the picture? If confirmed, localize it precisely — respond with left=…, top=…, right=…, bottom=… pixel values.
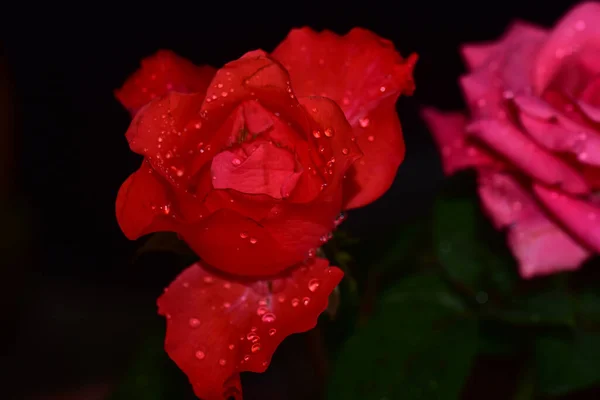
left=116, top=29, right=416, bottom=275
left=114, top=27, right=416, bottom=400
left=422, top=2, right=600, bottom=279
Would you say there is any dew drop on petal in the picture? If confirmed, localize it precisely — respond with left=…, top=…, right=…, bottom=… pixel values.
left=367, top=135, right=375, bottom=142
left=308, top=279, right=320, bottom=292
left=203, top=276, right=214, bottom=284
left=269, top=328, right=277, bottom=336
left=261, top=312, right=276, bottom=323
left=379, top=86, right=386, bottom=92
left=195, top=122, right=202, bottom=129
left=228, top=344, right=235, bottom=350
left=223, top=302, right=231, bottom=308
left=359, top=117, right=370, bottom=128
left=219, top=359, right=227, bottom=366
left=251, top=343, right=261, bottom=353
left=249, top=238, right=257, bottom=244
left=240, top=232, right=248, bottom=239
left=232, top=158, right=242, bottom=166
left=324, top=128, right=334, bottom=137
left=291, top=298, right=300, bottom=307
left=341, top=148, right=349, bottom=155
left=312, top=130, right=321, bottom=138
left=303, top=297, right=310, bottom=306
left=189, top=318, right=201, bottom=328
left=195, top=351, right=206, bottom=360
left=256, top=306, right=268, bottom=316
left=243, top=355, right=251, bottom=362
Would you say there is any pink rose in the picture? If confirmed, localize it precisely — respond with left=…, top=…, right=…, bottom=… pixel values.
left=422, top=2, right=600, bottom=279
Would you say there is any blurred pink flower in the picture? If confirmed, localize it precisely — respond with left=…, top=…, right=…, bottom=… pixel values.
left=423, top=2, right=600, bottom=278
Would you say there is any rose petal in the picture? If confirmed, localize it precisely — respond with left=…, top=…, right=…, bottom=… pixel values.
left=461, top=21, right=548, bottom=73
left=115, top=161, right=177, bottom=239
left=533, top=184, right=600, bottom=253
left=519, top=111, right=600, bottom=166
left=272, top=27, right=416, bottom=208
left=459, top=22, right=547, bottom=118
left=115, top=50, right=215, bottom=116
left=157, top=257, right=343, bottom=400
left=179, top=209, right=303, bottom=276
left=533, top=2, right=600, bottom=93
left=477, top=171, right=590, bottom=278
left=420, top=108, right=503, bottom=175
left=211, top=142, right=300, bottom=199
left=467, top=119, right=589, bottom=194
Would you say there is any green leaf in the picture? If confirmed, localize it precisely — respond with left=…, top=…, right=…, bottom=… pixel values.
left=433, top=191, right=517, bottom=299
left=535, top=331, right=600, bottom=396
left=327, top=275, right=477, bottom=400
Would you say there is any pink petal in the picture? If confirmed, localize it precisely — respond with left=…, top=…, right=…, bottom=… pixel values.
left=533, top=2, right=600, bottom=93
left=467, top=119, right=589, bottom=194
left=533, top=184, right=600, bottom=253
left=420, top=108, right=503, bottom=175
left=477, top=171, right=591, bottom=278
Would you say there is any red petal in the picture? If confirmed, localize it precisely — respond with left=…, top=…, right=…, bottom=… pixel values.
left=272, top=27, right=416, bottom=208
left=115, top=161, right=177, bottom=239
left=533, top=184, right=600, bottom=253
left=533, top=2, right=600, bottom=93
left=211, top=141, right=300, bottom=199
left=467, top=119, right=589, bottom=194
left=477, top=171, right=590, bottom=278
left=157, top=257, right=343, bottom=400
left=179, top=209, right=307, bottom=276
left=115, top=50, right=215, bottom=116
left=420, top=108, right=504, bottom=175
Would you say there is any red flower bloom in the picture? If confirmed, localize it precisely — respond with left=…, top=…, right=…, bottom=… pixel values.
left=422, top=2, right=600, bottom=278
left=114, top=27, right=415, bottom=399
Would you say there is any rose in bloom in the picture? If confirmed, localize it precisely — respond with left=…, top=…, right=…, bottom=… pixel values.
left=116, top=29, right=416, bottom=275
left=422, top=2, right=600, bottom=279
left=114, top=28, right=415, bottom=399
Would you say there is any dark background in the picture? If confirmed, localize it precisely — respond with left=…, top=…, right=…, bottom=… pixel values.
left=2, top=1, right=582, bottom=399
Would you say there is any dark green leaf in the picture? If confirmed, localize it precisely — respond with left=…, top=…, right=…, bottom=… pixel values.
left=535, top=331, right=600, bottom=396
left=433, top=192, right=517, bottom=299
left=327, top=275, right=477, bottom=400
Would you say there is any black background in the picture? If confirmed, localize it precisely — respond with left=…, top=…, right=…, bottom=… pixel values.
left=2, top=1, right=583, bottom=399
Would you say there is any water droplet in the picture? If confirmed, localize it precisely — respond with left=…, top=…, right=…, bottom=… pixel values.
left=312, top=130, right=321, bottom=138
left=221, top=91, right=228, bottom=97
left=228, top=344, right=235, bottom=350
left=162, top=204, right=171, bottom=215
left=269, top=328, right=277, bottom=336
left=261, top=312, right=276, bottom=323
left=243, top=355, right=251, bottom=362
left=257, top=306, right=268, bottom=316
left=341, top=148, right=349, bottom=155
left=291, top=298, right=300, bottom=307
left=251, top=343, right=261, bottom=353
left=195, top=122, right=202, bottom=129
left=232, top=158, right=242, bottom=166
left=240, top=232, right=248, bottom=239
left=157, top=137, right=163, bottom=142
left=302, top=297, right=310, bottom=306
left=223, top=282, right=231, bottom=289
left=203, top=276, right=214, bottom=284
left=324, top=128, right=334, bottom=137
left=308, top=279, right=320, bottom=292
left=277, top=294, right=286, bottom=303
left=189, top=318, right=201, bottom=328
left=176, top=168, right=185, bottom=177
left=379, top=86, right=386, bottom=92
left=307, top=248, right=316, bottom=257
left=249, top=237, right=257, bottom=244
left=247, top=332, right=260, bottom=342
left=367, top=135, right=375, bottom=142
left=217, top=83, right=224, bottom=88
left=195, top=350, right=206, bottom=360
left=223, top=302, right=231, bottom=308
left=219, top=359, right=227, bottom=366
